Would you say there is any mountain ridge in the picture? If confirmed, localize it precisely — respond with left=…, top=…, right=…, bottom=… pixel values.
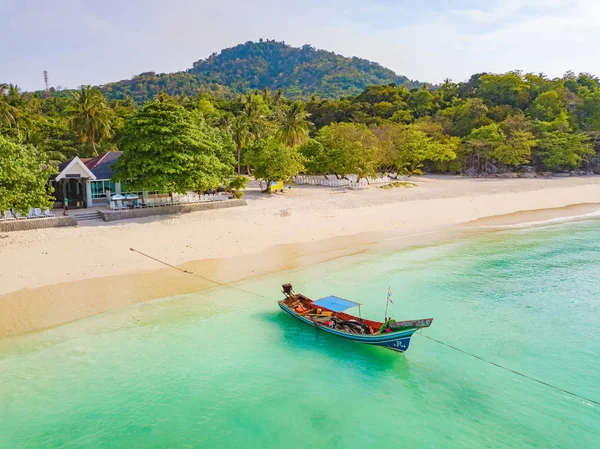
left=99, top=40, right=422, bottom=103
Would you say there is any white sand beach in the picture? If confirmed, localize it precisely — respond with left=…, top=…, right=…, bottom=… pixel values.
left=1, top=175, right=599, bottom=337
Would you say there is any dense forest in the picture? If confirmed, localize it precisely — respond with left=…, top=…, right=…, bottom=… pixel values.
left=2, top=63, right=600, bottom=212
left=96, top=40, right=420, bottom=103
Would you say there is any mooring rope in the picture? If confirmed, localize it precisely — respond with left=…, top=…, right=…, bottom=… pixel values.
left=130, top=247, right=599, bottom=408
left=129, top=247, right=273, bottom=299
left=416, top=333, right=600, bottom=407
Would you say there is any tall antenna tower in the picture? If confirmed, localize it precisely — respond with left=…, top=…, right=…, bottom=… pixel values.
left=43, top=70, right=49, bottom=97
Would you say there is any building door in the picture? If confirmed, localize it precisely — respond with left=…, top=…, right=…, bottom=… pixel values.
left=64, top=179, right=85, bottom=208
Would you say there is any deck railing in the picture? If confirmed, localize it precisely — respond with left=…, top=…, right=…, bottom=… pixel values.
left=292, top=175, right=392, bottom=189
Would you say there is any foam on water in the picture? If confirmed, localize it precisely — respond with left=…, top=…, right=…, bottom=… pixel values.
left=480, top=209, right=600, bottom=229
left=1, top=219, right=599, bottom=449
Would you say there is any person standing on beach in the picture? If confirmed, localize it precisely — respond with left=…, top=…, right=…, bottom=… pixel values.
left=63, top=197, right=68, bottom=216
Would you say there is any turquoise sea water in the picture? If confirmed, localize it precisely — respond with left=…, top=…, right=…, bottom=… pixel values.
left=1, top=219, right=599, bottom=449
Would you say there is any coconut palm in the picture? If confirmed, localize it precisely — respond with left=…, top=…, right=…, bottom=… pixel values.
left=0, top=84, right=27, bottom=136
left=232, top=115, right=251, bottom=175
left=276, top=101, right=311, bottom=147
left=241, top=93, right=269, bottom=140
left=67, top=85, right=114, bottom=156
left=0, top=86, right=16, bottom=129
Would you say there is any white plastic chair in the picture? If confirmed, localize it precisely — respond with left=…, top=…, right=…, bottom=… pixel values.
left=34, top=208, right=44, bottom=218
left=44, top=208, right=54, bottom=217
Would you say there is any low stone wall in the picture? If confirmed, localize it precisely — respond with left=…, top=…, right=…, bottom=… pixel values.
left=0, top=216, right=78, bottom=233
left=98, top=199, right=248, bottom=222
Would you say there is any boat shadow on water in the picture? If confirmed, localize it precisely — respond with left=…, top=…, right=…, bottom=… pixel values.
left=260, top=311, right=417, bottom=380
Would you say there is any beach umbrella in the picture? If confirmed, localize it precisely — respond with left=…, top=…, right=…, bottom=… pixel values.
left=124, top=193, right=139, bottom=199
left=111, top=194, right=125, bottom=200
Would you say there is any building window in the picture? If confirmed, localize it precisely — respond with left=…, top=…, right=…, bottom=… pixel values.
left=90, top=180, right=116, bottom=199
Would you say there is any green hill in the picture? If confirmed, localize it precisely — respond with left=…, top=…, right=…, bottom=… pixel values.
left=100, top=40, right=421, bottom=103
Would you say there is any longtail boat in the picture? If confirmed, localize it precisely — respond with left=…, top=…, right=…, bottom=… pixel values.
left=278, top=284, right=433, bottom=352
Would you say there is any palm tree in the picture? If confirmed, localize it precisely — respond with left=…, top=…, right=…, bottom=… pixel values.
left=232, top=115, right=251, bottom=175
left=0, top=85, right=16, bottom=129
left=276, top=101, right=311, bottom=147
left=218, top=112, right=235, bottom=134
left=67, top=86, right=114, bottom=156
left=0, top=84, right=29, bottom=136
left=241, top=93, right=269, bottom=140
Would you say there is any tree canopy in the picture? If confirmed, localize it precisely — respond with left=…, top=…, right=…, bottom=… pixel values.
left=112, top=101, right=233, bottom=193
left=3, top=61, right=600, bottom=193
left=0, top=135, right=55, bottom=213
left=247, top=138, right=304, bottom=191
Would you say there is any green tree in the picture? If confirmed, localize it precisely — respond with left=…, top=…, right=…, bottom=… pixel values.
left=494, top=114, right=536, bottom=166
left=528, top=90, right=565, bottom=122
left=536, top=131, right=594, bottom=171
left=298, top=139, right=327, bottom=175
left=276, top=101, right=311, bottom=147
left=372, top=123, right=456, bottom=176
left=232, top=115, right=251, bottom=175
left=462, top=124, right=505, bottom=173
left=241, top=93, right=271, bottom=140
left=315, top=123, right=380, bottom=180
left=0, top=84, right=17, bottom=130
left=67, top=86, right=115, bottom=156
left=476, top=72, right=530, bottom=109
left=576, top=90, right=600, bottom=132
left=408, top=90, right=435, bottom=117
left=246, top=138, right=304, bottom=192
left=26, top=117, right=79, bottom=166
left=113, top=101, right=233, bottom=193
left=0, top=135, right=56, bottom=213
left=437, top=98, right=490, bottom=137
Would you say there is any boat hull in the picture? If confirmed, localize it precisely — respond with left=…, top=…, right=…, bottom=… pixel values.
left=278, top=302, right=417, bottom=352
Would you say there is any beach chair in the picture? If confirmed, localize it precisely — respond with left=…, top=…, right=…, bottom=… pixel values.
left=116, top=200, right=126, bottom=210
left=133, top=200, right=142, bottom=209
left=3, top=211, right=15, bottom=220
left=26, top=208, right=36, bottom=219
left=44, top=208, right=54, bottom=217
left=34, top=208, right=45, bottom=218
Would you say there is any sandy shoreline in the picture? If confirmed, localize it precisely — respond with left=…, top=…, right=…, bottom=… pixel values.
left=1, top=176, right=599, bottom=338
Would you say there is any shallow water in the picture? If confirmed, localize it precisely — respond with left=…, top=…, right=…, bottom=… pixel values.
left=1, top=219, right=599, bottom=448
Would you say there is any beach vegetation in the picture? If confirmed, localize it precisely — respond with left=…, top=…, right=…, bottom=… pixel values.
left=247, top=138, right=304, bottom=192
left=66, top=86, right=115, bottom=156
left=225, top=176, right=248, bottom=199
left=311, top=123, right=380, bottom=181
left=112, top=101, right=233, bottom=193
left=2, top=43, right=600, bottom=183
left=0, top=135, right=56, bottom=213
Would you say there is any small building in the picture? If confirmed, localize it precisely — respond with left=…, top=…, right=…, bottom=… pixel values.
left=50, top=152, right=130, bottom=208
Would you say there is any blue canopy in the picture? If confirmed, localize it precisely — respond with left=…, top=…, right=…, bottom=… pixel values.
left=312, top=295, right=361, bottom=313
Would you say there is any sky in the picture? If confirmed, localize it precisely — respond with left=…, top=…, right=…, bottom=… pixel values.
left=2, top=0, right=599, bottom=91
